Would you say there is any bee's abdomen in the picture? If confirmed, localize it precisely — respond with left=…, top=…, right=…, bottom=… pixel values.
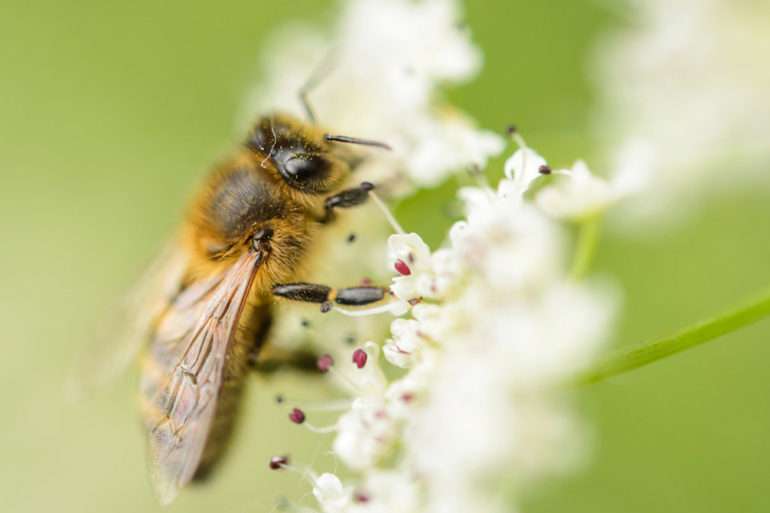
left=192, top=303, right=272, bottom=480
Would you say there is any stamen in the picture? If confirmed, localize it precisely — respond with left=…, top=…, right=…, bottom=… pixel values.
left=368, top=190, right=405, bottom=234
left=394, top=259, right=411, bottom=276
left=507, top=124, right=528, bottom=149
left=352, top=348, right=368, bottom=369
left=333, top=301, right=407, bottom=317
left=269, top=455, right=290, bottom=470
left=289, top=408, right=306, bottom=424
left=327, top=366, right=363, bottom=395
left=276, top=396, right=352, bottom=412
left=353, top=491, right=371, bottom=503
left=538, top=164, right=552, bottom=175
left=304, top=422, right=339, bottom=434
left=317, top=354, right=334, bottom=373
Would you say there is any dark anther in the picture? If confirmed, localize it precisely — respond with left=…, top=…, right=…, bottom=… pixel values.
left=347, top=233, right=357, bottom=243
left=275, top=394, right=285, bottom=404
left=360, top=181, right=374, bottom=191
left=538, top=164, right=552, bottom=175
left=269, top=455, right=290, bottom=470
left=506, top=124, right=518, bottom=135
left=320, top=301, right=333, bottom=313
left=300, top=318, right=311, bottom=328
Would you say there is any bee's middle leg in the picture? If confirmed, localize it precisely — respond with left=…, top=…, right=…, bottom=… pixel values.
left=272, top=282, right=386, bottom=312
left=319, top=181, right=374, bottom=224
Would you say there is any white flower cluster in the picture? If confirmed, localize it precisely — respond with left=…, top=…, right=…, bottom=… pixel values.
left=594, top=0, right=770, bottom=224
left=249, top=0, right=504, bottom=190
left=286, top=144, right=617, bottom=513
left=260, top=0, right=503, bottom=368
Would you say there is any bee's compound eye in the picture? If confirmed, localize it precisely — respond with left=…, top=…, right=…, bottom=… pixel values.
left=284, top=154, right=329, bottom=181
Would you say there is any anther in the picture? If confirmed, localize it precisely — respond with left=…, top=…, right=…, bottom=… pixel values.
left=394, top=259, right=411, bottom=276
left=538, top=164, right=552, bottom=175
left=352, top=348, right=368, bottom=369
left=353, top=491, right=371, bottom=503
left=269, top=455, right=290, bottom=470
left=347, top=233, right=357, bottom=243
left=275, top=394, right=285, bottom=404
left=289, top=408, right=306, bottom=424
left=320, top=301, right=332, bottom=313
left=317, top=354, right=334, bottom=373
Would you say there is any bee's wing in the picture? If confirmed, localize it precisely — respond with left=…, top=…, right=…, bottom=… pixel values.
left=140, top=250, right=262, bottom=505
left=67, top=241, right=189, bottom=400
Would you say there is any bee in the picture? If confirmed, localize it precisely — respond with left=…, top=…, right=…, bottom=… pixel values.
left=135, top=111, right=391, bottom=504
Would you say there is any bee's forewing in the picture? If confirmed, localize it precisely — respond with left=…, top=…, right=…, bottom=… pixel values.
left=140, top=250, right=261, bottom=504
left=67, top=241, right=189, bottom=401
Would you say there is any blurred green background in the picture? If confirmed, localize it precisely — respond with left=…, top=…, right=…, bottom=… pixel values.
left=1, top=1, right=769, bottom=512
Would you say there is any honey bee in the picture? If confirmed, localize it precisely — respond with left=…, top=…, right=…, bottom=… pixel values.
left=134, top=112, right=390, bottom=504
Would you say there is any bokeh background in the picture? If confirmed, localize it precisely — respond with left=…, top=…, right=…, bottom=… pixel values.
left=2, top=1, right=769, bottom=512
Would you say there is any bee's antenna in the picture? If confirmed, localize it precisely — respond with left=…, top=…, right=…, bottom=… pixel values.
left=324, top=134, right=392, bottom=151
left=299, top=49, right=338, bottom=124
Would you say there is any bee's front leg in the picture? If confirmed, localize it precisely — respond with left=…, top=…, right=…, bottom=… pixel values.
left=318, top=182, right=374, bottom=224
left=272, top=282, right=386, bottom=313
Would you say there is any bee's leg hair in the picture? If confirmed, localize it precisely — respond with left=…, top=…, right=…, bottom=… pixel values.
left=272, top=282, right=386, bottom=312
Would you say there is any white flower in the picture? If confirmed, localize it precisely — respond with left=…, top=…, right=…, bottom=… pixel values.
left=498, top=147, right=548, bottom=201
left=313, top=473, right=352, bottom=513
left=382, top=319, right=424, bottom=368
left=249, top=0, right=504, bottom=189
left=594, top=0, right=770, bottom=224
left=387, top=232, right=461, bottom=302
left=333, top=397, right=394, bottom=470
left=534, top=160, right=621, bottom=221
left=354, top=470, right=420, bottom=513
left=254, top=3, right=620, bottom=512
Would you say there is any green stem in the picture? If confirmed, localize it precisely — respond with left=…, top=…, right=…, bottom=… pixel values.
left=570, top=216, right=601, bottom=280
left=577, top=288, right=770, bottom=385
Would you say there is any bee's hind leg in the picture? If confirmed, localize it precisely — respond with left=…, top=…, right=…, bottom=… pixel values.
left=249, top=345, right=319, bottom=375
left=319, top=181, right=374, bottom=224
left=272, top=282, right=386, bottom=313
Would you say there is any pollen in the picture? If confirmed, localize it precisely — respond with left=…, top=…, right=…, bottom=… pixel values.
left=352, top=348, right=368, bottom=369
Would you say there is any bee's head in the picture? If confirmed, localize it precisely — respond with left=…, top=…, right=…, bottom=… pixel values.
left=246, top=114, right=389, bottom=195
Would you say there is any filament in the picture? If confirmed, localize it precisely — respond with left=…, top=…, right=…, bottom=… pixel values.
left=369, top=190, right=405, bottom=234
